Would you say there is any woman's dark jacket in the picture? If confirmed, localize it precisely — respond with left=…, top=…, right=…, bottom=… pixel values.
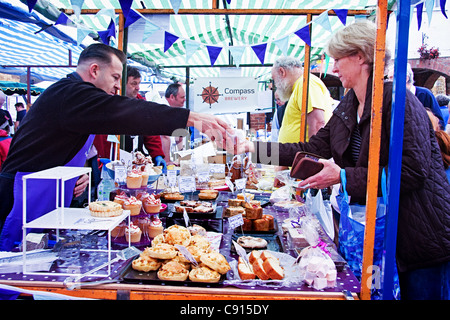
left=253, top=76, right=450, bottom=273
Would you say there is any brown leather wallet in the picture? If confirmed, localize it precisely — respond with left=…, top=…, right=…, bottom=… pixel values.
left=290, top=151, right=324, bottom=180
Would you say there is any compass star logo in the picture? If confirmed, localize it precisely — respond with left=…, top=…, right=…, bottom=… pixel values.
left=198, top=82, right=222, bottom=107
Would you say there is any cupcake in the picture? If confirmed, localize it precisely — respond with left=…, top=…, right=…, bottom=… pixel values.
left=113, top=194, right=128, bottom=206
left=111, top=220, right=127, bottom=238
left=126, top=169, right=142, bottom=189
left=125, top=222, right=142, bottom=243
left=137, top=216, right=151, bottom=233
left=123, top=196, right=142, bottom=216
left=147, top=217, right=164, bottom=239
left=143, top=193, right=161, bottom=214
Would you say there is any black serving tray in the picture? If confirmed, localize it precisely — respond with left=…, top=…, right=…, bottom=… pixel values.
left=119, top=256, right=229, bottom=287
left=230, top=233, right=284, bottom=253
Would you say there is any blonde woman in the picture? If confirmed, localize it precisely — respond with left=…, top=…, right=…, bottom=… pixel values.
left=235, top=21, right=450, bottom=300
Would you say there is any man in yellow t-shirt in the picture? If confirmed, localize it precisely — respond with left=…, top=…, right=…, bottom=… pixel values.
left=272, top=56, right=332, bottom=143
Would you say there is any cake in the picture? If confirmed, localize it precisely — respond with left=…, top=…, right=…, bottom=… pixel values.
left=126, top=169, right=143, bottom=189
left=237, top=192, right=254, bottom=201
left=237, top=257, right=256, bottom=280
left=251, top=258, right=270, bottom=280
left=125, top=222, right=142, bottom=243
left=224, top=206, right=245, bottom=218
left=253, top=218, right=270, bottom=231
left=113, top=194, right=128, bottom=206
left=262, top=214, right=274, bottom=230
left=89, top=200, right=123, bottom=217
left=122, top=196, right=142, bottom=216
left=143, top=193, right=161, bottom=214
left=147, top=216, right=164, bottom=238
left=198, top=189, right=219, bottom=200
left=236, top=236, right=268, bottom=249
left=243, top=201, right=263, bottom=219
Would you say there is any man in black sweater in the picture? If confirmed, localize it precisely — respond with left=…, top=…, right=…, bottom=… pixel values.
left=0, top=43, right=232, bottom=246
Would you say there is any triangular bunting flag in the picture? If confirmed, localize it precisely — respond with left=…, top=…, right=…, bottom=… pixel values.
left=314, top=11, right=332, bottom=33
left=226, top=0, right=232, bottom=4
left=143, top=20, right=160, bottom=42
left=55, top=12, right=74, bottom=27
left=324, top=54, right=330, bottom=77
left=416, top=2, right=424, bottom=30
left=333, top=9, right=348, bottom=25
left=98, top=30, right=111, bottom=45
left=440, top=0, right=448, bottom=19
left=124, top=9, right=142, bottom=28
left=96, top=8, right=116, bottom=21
left=185, top=39, right=201, bottom=63
left=27, top=0, right=37, bottom=13
left=228, top=46, right=246, bottom=67
left=119, top=0, right=133, bottom=20
left=294, top=25, right=311, bottom=47
left=77, top=27, right=91, bottom=46
left=426, top=0, right=434, bottom=26
left=170, top=0, right=182, bottom=14
left=70, top=0, right=84, bottom=19
left=164, top=31, right=179, bottom=52
left=273, top=36, right=289, bottom=56
left=251, top=43, right=267, bottom=65
left=206, top=45, right=222, bottom=66
left=107, top=19, right=116, bottom=38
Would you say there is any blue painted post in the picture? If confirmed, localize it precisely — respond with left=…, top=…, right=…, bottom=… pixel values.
left=383, top=0, right=411, bottom=300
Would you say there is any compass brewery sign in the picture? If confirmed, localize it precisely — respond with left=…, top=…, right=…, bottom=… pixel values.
left=193, top=77, right=258, bottom=114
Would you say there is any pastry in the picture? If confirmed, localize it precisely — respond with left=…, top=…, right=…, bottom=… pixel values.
left=125, top=222, right=142, bottom=243
left=89, top=200, right=123, bottom=217
left=262, top=214, right=274, bottom=230
left=237, top=257, right=256, bottom=280
left=262, top=257, right=284, bottom=280
left=199, top=251, right=231, bottom=274
left=122, top=196, right=142, bottom=216
left=162, top=192, right=184, bottom=201
left=151, top=233, right=165, bottom=247
left=143, top=193, right=161, bottom=214
left=253, top=218, right=269, bottom=232
left=237, top=193, right=254, bottom=201
left=228, top=199, right=243, bottom=207
left=144, top=243, right=177, bottom=259
left=242, top=218, right=253, bottom=231
left=147, top=216, right=164, bottom=238
left=178, top=245, right=206, bottom=263
left=198, top=189, right=219, bottom=200
left=126, top=169, right=143, bottom=189
left=224, top=206, right=245, bottom=218
left=164, top=225, right=191, bottom=247
left=189, top=266, right=221, bottom=283
left=132, top=255, right=162, bottom=272
left=237, top=236, right=268, bottom=249
left=189, top=234, right=211, bottom=251
left=252, top=258, right=270, bottom=280
left=157, top=260, right=189, bottom=281
left=188, top=224, right=207, bottom=237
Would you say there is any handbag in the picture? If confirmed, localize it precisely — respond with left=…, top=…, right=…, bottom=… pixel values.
left=290, top=151, right=324, bottom=180
left=336, top=168, right=400, bottom=300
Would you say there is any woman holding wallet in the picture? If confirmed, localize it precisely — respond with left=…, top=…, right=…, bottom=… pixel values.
left=234, top=21, right=450, bottom=300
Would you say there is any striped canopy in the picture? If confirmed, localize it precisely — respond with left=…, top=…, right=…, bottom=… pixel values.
left=0, top=0, right=380, bottom=84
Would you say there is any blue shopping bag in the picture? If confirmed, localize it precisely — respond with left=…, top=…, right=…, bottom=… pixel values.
left=336, top=169, right=400, bottom=300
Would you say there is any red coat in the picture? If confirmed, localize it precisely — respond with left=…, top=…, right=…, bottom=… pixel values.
left=93, top=94, right=165, bottom=160
left=0, top=129, right=12, bottom=171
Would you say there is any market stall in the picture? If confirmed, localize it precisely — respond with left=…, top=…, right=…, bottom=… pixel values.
left=0, top=158, right=360, bottom=300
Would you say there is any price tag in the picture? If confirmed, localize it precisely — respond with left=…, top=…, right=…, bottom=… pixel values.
left=225, top=177, right=234, bottom=193
left=232, top=240, right=250, bottom=266
left=197, top=171, right=210, bottom=184
left=235, top=178, right=247, bottom=191
left=174, top=244, right=198, bottom=267
left=167, top=169, right=177, bottom=187
left=114, top=165, right=127, bottom=184
left=228, top=213, right=244, bottom=229
left=178, top=176, right=196, bottom=193
left=183, top=208, right=190, bottom=227
left=209, top=163, right=225, bottom=174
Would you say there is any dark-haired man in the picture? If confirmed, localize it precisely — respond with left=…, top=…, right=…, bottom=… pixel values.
left=0, top=43, right=232, bottom=250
